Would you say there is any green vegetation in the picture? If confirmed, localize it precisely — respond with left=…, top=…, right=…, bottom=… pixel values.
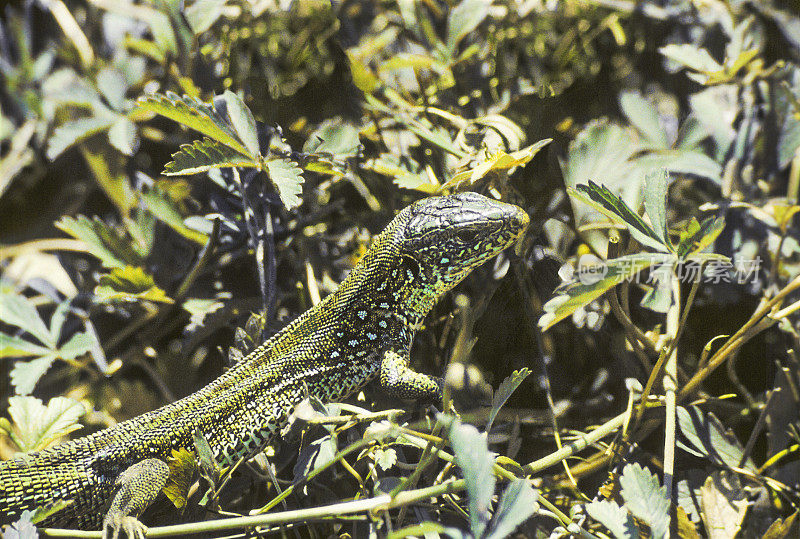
left=2, top=0, right=800, bottom=537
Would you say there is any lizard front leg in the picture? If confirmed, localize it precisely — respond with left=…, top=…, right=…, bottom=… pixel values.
left=102, top=458, right=169, bottom=539
left=379, top=349, right=442, bottom=401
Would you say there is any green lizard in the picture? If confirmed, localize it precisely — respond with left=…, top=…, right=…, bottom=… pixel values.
left=0, top=192, right=529, bottom=538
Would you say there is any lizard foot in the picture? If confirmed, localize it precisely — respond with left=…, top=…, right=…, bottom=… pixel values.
left=102, top=513, right=148, bottom=539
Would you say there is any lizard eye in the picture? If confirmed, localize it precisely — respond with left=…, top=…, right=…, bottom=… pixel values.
left=455, top=228, right=480, bottom=243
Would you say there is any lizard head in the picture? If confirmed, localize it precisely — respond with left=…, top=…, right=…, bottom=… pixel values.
left=385, top=192, right=529, bottom=316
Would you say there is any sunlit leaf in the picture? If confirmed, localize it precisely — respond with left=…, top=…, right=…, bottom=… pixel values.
left=484, top=479, right=538, bottom=539
left=223, top=90, right=260, bottom=157
left=644, top=169, right=670, bottom=248
left=447, top=0, right=492, bottom=53
left=265, top=158, right=304, bottom=209
left=619, top=463, right=669, bottom=539
left=676, top=406, right=755, bottom=471
left=138, top=92, right=252, bottom=157
left=660, top=44, right=723, bottom=73
left=620, top=92, right=669, bottom=149
left=139, top=188, right=209, bottom=244
left=95, top=266, right=173, bottom=304
left=184, top=0, right=228, bottom=34
left=586, top=500, right=639, bottom=539
left=56, top=215, right=146, bottom=269
left=1, top=396, right=85, bottom=452
left=0, top=293, right=54, bottom=347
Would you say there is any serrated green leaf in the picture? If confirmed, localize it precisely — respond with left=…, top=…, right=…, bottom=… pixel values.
left=447, top=0, right=492, bottom=53
left=539, top=253, right=670, bottom=330
left=644, top=169, right=670, bottom=248
left=10, top=355, right=57, bottom=396
left=620, top=92, right=669, bottom=149
left=571, top=182, right=669, bottom=252
left=4, top=396, right=85, bottom=452
left=619, top=463, right=669, bottom=539
left=95, top=266, right=173, bottom=304
left=57, top=332, right=94, bottom=360
left=486, top=368, right=530, bottom=432
left=223, top=90, right=260, bottom=157
left=676, top=406, right=755, bottom=471
left=373, top=447, right=397, bottom=471
left=138, top=92, right=252, bottom=157
left=164, top=137, right=258, bottom=175
left=265, top=158, right=304, bottom=209
left=0, top=293, right=54, bottom=347
left=56, top=215, right=146, bottom=269
left=586, top=500, right=639, bottom=539
left=447, top=416, right=495, bottom=538
left=484, top=479, right=538, bottom=539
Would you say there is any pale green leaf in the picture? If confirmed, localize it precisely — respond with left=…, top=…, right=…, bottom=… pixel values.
left=265, top=158, right=304, bottom=209
left=107, top=116, right=139, bottom=156
left=486, top=368, right=530, bottom=432
left=5, top=396, right=85, bottom=452
left=10, top=355, right=57, bottom=396
left=96, top=67, right=127, bottom=110
left=46, top=115, right=115, bottom=160
left=660, top=44, right=723, bottom=73
left=644, top=169, right=670, bottom=247
left=586, top=500, right=639, bottom=539
left=484, top=479, right=538, bottom=539
left=373, top=447, right=397, bottom=471
left=223, top=90, right=260, bottom=157
left=0, top=333, right=52, bottom=358
left=676, top=406, right=755, bottom=471
left=447, top=417, right=495, bottom=538
left=164, top=137, right=258, bottom=175
left=57, top=332, right=94, bottom=360
left=447, top=0, right=492, bottom=53
left=619, top=463, right=669, bottom=539
left=56, top=215, right=145, bottom=269
left=620, top=92, right=669, bottom=149
left=0, top=293, right=54, bottom=347
left=184, top=0, right=228, bottom=34
left=139, top=188, right=209, bottom=244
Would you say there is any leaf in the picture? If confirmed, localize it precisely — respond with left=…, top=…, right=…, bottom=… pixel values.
left=484, top=479, right=538, bottom=539
left=448, top=139, right=552, bottom=187
left=184, top=0, right=228, bottom=34
left=619, top=463, right=669, bottom=539
left=660, top=44, right=723, bottom=73
left=644, top=169, right=670, bottom=248
left=3, top=396, right=85, bottom=452
left=138, top=92, right=252, bottom=157
left=676, top=405, right=755, bottom=471
left=572, top=182, right=669, bottom=252
left=447, top=416, right=495, bottom=538
left=676, top=217, right=725, bottom=259
left=139, top=188, right=209, bottom=244
left=293, top=435, right=338, bottom=481
left=620, top=92, right=669, bottom=148
left=539, top=253, right=670, bottom=330
left=699, top=471, right=747, bottom=539
left=46, top=115, right=116, bottom=160
left=183, top=298, right=225, bottom=328
left=164, top=447, right=197, bottom=509
left=585, top=500, right=639, bottom=539
left=223, top=90, right=260, bottom=157
left=763, top=511, right=800, bottom=539
left=486, top=368, right=530, bottom=432
left=0, top=334, right=52, bottom=358
left=164, top=137, right=258, bottom=175
left=107, top=117, right=139, bottom=156
left=10, top=355, right=57, bottom=396
left=96, top=67, right=128, bottom=111
left=0, top=292, right=54, bottom=347
left=265, top=158, right=304, bottom=209
left=447, top=0, right=492, bottom=53
left=95, top=266, right=173, bottom=304
left=303, top=119, right=361, bottom=157
left=57, top=332, right=94, bottom=360
left=56, top=215, right=146, bottom=269
left=372, top=447, right=397, bottom=471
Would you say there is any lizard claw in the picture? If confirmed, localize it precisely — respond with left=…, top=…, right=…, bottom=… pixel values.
left=102, top=512, right=148, bottom=539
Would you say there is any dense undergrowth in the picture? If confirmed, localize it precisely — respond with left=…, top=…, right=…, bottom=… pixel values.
left=1, top=0, right=800, bottom=537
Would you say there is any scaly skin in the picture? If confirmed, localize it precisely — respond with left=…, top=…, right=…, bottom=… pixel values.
left=0, top=192, right=529, bottom=536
